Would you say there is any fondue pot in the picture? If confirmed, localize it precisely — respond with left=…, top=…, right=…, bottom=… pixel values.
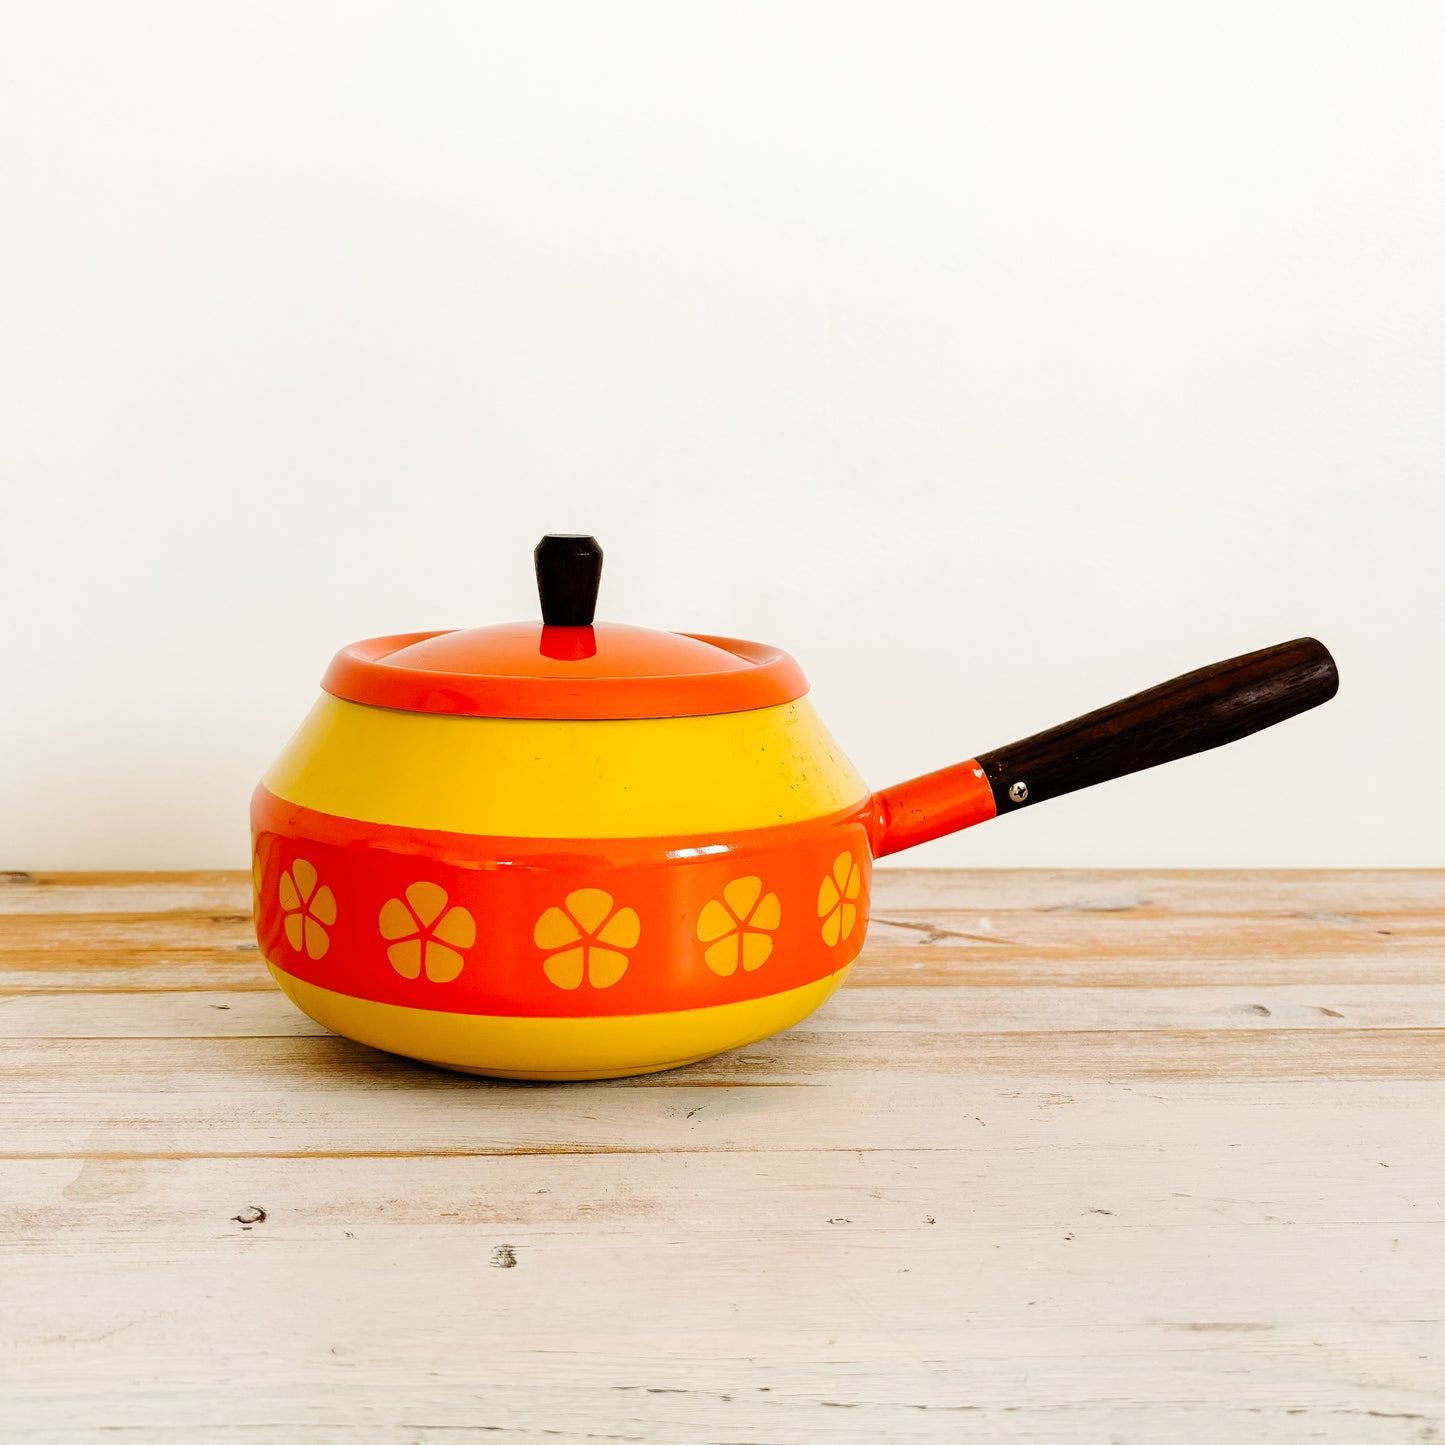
left=252, top=535, right=1338, bottom=1080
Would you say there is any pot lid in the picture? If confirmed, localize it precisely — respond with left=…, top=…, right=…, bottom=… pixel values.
left=321, top=535, right=809, bottom=720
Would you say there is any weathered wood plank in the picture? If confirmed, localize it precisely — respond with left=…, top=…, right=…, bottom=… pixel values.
left=0, top=874, right=251, bottom=916
left=4, top=870, right=1441, bottom=994
left=2, top=1417, right=1436, bottom=1445
left=8, top=1144, right=1445, bottom=1234
left=870, top=868, right=1445, bottom=912
left=4, top=1239, right=1444, bottom=1441
left=6, top=983, right=1445, bottom=1039
left=3, top=1078, right=1442, bottom=1158
left=4, top=1026, right=1443, bottom=1094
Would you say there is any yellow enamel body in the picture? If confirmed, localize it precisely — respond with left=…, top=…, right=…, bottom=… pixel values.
left=265, top=693, right=869, bottom=835
left=261, top=694, right=870, bottom=1078
left=268, top=968, right=853, bottom=1080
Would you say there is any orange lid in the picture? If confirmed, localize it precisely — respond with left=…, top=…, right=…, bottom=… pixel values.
left=320, top=536, right=808, bottom=720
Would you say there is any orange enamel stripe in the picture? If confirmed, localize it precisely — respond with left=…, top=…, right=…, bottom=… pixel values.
left=252, top=787, right=872, bottom=1019
left=868, top=757, right=998, bottom=858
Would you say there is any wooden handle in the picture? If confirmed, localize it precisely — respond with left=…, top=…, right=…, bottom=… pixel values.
left=976, top=637, right=1339, bottom=815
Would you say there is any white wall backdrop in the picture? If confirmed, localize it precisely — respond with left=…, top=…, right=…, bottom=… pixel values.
left=2, top=1, right=1441, bottom=870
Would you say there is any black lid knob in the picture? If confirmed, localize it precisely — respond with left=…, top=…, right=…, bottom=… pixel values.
left=534, top=534, right=603, bottom=627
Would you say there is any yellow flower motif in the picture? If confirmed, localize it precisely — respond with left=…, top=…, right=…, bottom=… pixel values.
left=378, top=881, right=476, bottom=983
left=534, top=889, right=640, bottom=990
left=817, top=850, right=862, bottom=946
left=278, top=858, right=336, bottom=960
left=251, top=849, right=263, bottom=912
left=697, top=876, right=781, bottom=976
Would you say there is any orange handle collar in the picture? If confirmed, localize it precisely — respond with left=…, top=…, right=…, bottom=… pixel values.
left=868, top=759, right=997, bottom=859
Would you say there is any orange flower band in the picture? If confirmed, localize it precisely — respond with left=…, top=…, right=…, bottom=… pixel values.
left=252, top=787, right=873, bottom=1019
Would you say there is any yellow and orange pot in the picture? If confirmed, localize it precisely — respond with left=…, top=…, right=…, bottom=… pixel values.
left=254, top=535, right=1338, bottom=1080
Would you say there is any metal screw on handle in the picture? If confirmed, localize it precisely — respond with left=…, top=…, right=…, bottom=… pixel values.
left=1008, top=781, right=1029, bottom=803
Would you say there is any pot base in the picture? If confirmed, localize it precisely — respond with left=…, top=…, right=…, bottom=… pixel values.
left=267, top=961, right=852, bottom=1080
left=416, top=1053, right=719, bottom=1081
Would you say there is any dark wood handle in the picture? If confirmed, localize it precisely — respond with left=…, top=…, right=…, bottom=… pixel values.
left=976, top=637, right=1339, bottom=814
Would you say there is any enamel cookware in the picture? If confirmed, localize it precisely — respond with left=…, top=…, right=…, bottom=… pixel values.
left=252, top=535, right=1338, bottom=1079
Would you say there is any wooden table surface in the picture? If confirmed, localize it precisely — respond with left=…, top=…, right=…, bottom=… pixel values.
left=3, top=868, right=1444, bottom=1444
